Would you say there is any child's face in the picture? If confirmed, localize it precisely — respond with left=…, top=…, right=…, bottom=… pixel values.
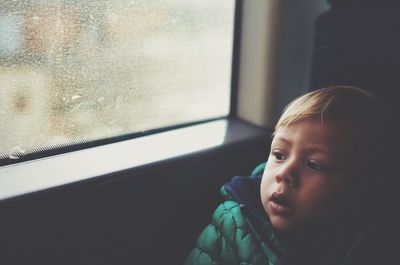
left=260, top=119, right=359, bottom=233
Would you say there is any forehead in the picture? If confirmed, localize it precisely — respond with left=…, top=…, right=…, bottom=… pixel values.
left=273, top=119, right=357, bottom=156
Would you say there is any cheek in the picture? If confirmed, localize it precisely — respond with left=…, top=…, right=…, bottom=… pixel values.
left=299, top=178, right=345, bottom=215
left=260, top=169, right=275, bottom=204
left=301, top=178, right=335, bottom=201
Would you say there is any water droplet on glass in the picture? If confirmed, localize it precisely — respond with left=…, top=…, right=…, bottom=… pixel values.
left=8, top=146, right=26, bottom=160
left=8, top=154, right=19, bottom=160
left=71, top=95, right=82, bottom=100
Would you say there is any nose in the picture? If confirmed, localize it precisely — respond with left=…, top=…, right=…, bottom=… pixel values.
left=275, top=160, right=298, bottom=187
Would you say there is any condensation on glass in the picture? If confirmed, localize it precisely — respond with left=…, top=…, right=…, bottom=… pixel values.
left=0, top=0, right=234, bottom=160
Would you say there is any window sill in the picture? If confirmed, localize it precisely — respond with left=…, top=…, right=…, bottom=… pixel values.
left=0, top=118, right=267, bottom=201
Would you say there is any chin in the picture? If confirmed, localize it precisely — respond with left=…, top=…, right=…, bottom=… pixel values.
left=265, top=205, right=294, bottom=232
left=269, top=215, right=294, bottom=233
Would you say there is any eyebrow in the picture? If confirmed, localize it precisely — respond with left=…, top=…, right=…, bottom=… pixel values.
left=304, top=145, right=340, bottom=162
left=270, top=136, right=292, bottom=148
left=272, top=137, right=336, bottom=159
left=272, top=136, right=291, bottom=144
left=306, top=145, right=332, bottom=154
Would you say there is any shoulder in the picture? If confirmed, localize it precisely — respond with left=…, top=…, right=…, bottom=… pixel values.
left=185, top=163, right=271, bottom=265
left=211, top=201, right=247, bottom=242
left=195, top=201, right=247, bottom=252
left=185, top=201, right=269, bottom=265
left=212, top=201, right=269, bottom=264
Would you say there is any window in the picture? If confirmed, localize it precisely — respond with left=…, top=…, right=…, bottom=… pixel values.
left=0, top=0, right=235, bottom=163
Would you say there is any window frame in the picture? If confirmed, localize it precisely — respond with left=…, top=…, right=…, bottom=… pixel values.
left=0, top=0, right=241, bottom=167
left=0, top=0, right=327, bottom=201
left=0, top=0, right=250, bottom=201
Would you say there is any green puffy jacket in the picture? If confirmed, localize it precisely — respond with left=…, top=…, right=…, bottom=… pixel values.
left=184, top=163, right=396, bottom=265
left=184, top=163, right=289, bottom=265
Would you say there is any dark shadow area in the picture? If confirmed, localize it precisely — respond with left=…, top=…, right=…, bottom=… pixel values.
left=310, top=0, right=400, bottom=116
left=310, top=1, right=400, bottom=263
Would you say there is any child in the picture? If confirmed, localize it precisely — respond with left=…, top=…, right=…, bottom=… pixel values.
left=184, top=86, right=394, bottom=265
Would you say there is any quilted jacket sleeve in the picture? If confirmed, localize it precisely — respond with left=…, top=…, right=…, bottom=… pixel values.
left=184, top=201, right=242, bottom=265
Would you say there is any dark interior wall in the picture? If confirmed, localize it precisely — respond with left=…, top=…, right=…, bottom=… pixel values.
left=310, top=1, right=400, bottom=116
left=0, top=121, right=270, bottom=265
left=272, top=0, right=329, bottom=122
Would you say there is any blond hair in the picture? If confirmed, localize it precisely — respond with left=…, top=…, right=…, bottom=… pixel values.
left=275, top=86, right=382, bottom=131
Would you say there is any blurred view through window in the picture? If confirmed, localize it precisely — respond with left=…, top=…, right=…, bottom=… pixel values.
left=0, top=0, right=234, bottom=160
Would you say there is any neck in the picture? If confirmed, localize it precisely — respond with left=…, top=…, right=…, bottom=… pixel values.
left=277, top=221, right=346, bottom=265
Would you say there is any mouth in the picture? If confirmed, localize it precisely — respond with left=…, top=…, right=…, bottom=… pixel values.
left=269, top=192, right=292, bottom=215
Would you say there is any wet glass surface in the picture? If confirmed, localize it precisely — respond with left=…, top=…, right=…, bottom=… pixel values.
left=0, top=0, right=234, bottom=159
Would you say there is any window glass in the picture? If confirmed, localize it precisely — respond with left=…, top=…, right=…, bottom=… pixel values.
left=0, top=0, right=234, bottom=160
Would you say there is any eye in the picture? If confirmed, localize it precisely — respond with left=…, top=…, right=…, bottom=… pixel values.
left=272, top=151, right=287, bottom=161
left=307, top=160, right=322, bottom=171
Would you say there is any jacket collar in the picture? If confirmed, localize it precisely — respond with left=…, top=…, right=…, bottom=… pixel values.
left=223, top=174, right=290, bottom=263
